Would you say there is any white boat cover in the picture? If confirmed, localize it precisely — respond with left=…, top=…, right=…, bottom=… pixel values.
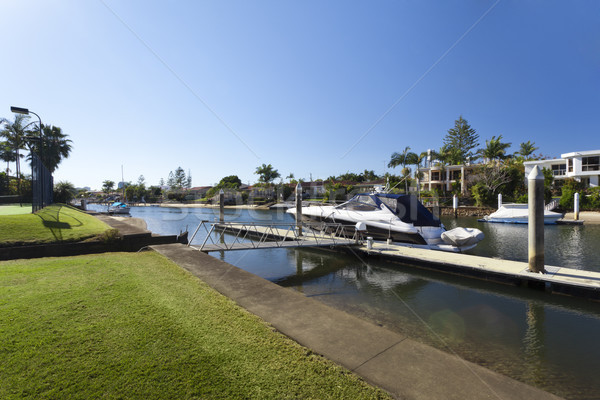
left=441, top=227, right=484, bottom=247
left=484, top=204, right=562, bottom=223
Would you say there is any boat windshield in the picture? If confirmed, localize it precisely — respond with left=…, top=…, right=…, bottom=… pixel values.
left=336, top=195, right=380, bottom=211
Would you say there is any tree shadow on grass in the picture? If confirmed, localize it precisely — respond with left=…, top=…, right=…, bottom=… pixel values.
left=36, top=204, right=82, bottom=242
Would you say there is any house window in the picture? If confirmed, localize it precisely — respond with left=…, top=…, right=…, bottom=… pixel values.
left=431, top=171, right=440, bottom=181
left=551, top=164, right=566, bottom=176
left=582, top=156, right=600, bottom=172
left=450, top=170, right=461, bottom=180
left=567, top=159, right=573, bottom=172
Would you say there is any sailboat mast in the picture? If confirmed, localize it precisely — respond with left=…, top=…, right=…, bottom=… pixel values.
left=121, top=165, right=125, bottom=202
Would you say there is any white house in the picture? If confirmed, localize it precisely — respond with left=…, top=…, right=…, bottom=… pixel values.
left=524, top=150, right=600, bottom=187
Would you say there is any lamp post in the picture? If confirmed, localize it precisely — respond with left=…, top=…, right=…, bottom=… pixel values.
left=10, top=106, right=45, bottom=209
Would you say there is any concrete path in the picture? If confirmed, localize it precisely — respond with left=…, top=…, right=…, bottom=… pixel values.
left=563, top=211, right=600, bottom=224
left=151, top=243, right=560, bottom=400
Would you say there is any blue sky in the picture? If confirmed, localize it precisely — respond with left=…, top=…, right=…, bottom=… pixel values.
left=2, top=0, right=599, bottom=190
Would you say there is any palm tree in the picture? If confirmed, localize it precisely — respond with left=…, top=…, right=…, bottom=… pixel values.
left=388, top=146, right=418, bottom=193
left=413, top=151, right=430, bottom=196
left=516, top=141, right=538, bottom=160
left=1, top=114, right=33, bottom=196
left=255, top=163, right=280, bottom=185
left=26, top=124, right=72, bottom=173
left=479, top=135, right=512, bottom=162
left=0, top=140, right=16, bottom=175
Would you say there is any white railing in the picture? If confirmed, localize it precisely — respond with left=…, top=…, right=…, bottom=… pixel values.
left=545, top=198, right=560, bottom=211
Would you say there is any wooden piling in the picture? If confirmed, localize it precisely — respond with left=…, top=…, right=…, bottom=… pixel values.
left=528, top=166, right=545, bottom=273
left=219, top=189, right=224, bottom=223
left=295, top=183, right=302, bottom=236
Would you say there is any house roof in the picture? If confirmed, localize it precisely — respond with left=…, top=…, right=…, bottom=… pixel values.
left=561, top=150, right=600, bottom=158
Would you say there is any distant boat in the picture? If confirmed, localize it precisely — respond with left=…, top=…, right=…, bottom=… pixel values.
left=481, top=203, right=563, bottom=224
left=109, top=202, right=130, bottom=214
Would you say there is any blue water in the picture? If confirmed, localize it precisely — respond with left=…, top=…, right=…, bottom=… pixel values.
left=91, top=204, right=600, bottom=399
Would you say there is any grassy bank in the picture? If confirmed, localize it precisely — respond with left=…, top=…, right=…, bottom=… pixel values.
left=0, top=252, right=390, bottom=399
left=0, top=204, right=110, bottom=247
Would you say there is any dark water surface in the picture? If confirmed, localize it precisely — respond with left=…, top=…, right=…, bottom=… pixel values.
left=101, top=205, right=600, bottom=399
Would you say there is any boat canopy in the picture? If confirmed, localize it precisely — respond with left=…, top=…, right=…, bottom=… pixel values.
left=337, top=193, right=441, bottom=227
left=110, top=202, right=127, bottom=208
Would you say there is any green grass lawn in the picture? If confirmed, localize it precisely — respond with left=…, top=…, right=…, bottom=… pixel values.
left=0, top=204, right=111, bottom=247
left=0, top=204, right=32, bottom=216
left=0, top=252, right=390, bottom=399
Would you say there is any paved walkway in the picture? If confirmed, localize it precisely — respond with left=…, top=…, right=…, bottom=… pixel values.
left=563, top=211, right=600, bottom=224
left=151, top=243, right=560, bottom=400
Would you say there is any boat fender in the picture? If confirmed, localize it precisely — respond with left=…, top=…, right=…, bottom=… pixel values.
left=355, top=222, right=367, bottom=232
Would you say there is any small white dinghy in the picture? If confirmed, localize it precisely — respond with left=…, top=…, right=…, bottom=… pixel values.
left=441, top=227, right=485, bottom=247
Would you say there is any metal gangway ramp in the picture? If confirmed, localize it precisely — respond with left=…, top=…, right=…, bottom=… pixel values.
left=188, top=221, right=361, bottom=252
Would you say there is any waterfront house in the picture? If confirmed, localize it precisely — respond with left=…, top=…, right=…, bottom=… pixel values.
left=418, top=164, right=477, bottom=194
left=524, top=150, right=600, bottom=187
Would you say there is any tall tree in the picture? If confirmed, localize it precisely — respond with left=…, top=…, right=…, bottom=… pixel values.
left=27, top=124, right=72, bottom=173
left=480, top=135, right=512, bottom=161
left=102, top=180, right=115, bottom=193
left=0, top=114, right=33, bottom=196
left=516, top=141, right=538, bottom=160
left=168, top=166, right=188, bottom=189
left=442, top=116, right=480, bottom=164
left=186, top=169, right=192, bottom=189
left=388, top=147, right=418, bottom=192
left=255, top=163, right=280, bottom=184
left=0, top=140, right=16, bottom=175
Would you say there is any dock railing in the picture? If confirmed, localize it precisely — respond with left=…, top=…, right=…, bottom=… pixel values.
left=188, top=220, right=362, bottom=252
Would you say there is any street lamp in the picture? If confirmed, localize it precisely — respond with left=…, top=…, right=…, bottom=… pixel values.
left=10, top=106, right=45, bottom=209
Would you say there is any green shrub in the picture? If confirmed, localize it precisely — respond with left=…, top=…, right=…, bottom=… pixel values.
left=583, top=187, right=600, bottom=210
left=471, top=183, right=493, bottom=207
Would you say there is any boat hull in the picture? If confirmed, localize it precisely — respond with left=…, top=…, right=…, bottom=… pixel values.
left=300, top=214, right=428, bottom=245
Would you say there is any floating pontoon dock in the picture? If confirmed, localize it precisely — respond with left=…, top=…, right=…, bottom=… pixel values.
left=356, top=241, right=600, bottom=301
left=188, top=221, right=600, bottom=301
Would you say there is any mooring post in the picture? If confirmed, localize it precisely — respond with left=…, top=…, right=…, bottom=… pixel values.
left=574, top=192, right=580, bottom=221
left=498, top=193, right=502, bottom=210
left=453, top=195, right=458, bottom=217
left=219, top=189, right=224, bottom=223
left=295, top=183, right=302, bottom=236
left=528, top=166, right=545, bottom=273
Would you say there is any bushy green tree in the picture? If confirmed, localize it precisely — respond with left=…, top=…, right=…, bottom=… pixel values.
left=54, top=181, right=76, bottom=204
left=471, top=182, right=493, bottom=207
left=442, top=116, right=479, bottom=164
left=102, top=180, right=115, bottom=193
left=559, top=178, right=584, bottom=210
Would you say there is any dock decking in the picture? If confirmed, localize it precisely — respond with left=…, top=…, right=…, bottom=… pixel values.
left=356, top=242, right=600, bottom=301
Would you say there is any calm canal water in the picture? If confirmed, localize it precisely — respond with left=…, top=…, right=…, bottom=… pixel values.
left=96, top=205, right=600, bottom=399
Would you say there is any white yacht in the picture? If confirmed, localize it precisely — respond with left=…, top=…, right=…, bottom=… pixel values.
left=482, top=203, right=563, bottom=224
left=287, top=193, right=483, bottom=252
